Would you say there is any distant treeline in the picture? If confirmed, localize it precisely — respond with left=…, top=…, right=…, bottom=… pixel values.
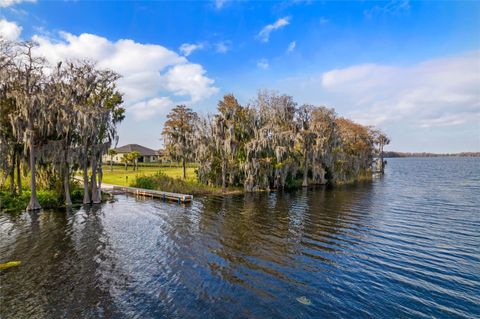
left=384, top=152, right=480, bottom=158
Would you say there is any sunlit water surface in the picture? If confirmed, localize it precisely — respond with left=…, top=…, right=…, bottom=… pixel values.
left=1, top=157, right=479, bottom=318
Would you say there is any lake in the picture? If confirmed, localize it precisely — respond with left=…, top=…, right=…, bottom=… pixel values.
left=1, top=157, right=479, bottom=318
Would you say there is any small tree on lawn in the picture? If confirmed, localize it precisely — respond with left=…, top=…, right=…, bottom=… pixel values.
left=108, top=149, right=117, bottom=171
left=129, top=151, right=140, bottom=171
left=121, top=153, right=129, bottom=170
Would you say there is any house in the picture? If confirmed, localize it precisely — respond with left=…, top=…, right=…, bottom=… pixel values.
left=104, top=144, right=167, bottom=163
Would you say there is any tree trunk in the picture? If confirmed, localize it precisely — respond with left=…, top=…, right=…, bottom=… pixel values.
left=110, top=156, right=113, bottom=171
left=125, top=162, right=127, bottom=170
left=91, top=154, right=101, bottom=204
left=9, top=152, right=15, bottom=195
left=16, top=152, right=22, bottom=195
left=221, top=157, right=226, bottom=190
left=98, top=157, right=103, bottom=191
left=182, top=157, right=186, bottom=179
left=380, top=143, right=385, bottom=174
left=27, top=119, right=41, bottom=211
left=302, top=150, right=308, bottom=187
left=83, top=158, right=90, bottom=204
left=64, top=162, right=72, bottom=206
left=63, top=139, right=72, bottom=206
left=274, top=169, right=281, bottom=189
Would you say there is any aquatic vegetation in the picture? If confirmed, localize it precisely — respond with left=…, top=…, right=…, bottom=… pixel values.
left=0, top=188, right=86, bottom=212
left=0, top=261, right=21, bottom=270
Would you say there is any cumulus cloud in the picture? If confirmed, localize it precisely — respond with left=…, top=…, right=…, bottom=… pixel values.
left=160, top=63, right=218, bottom=102
left=0, top=0, right=35, bottom=7
left=257, top=17, right=290, bottom=42
left=286, top=41, right=296, bottom=53
left=179, top=42, right=204, bottom=56
left=0, top=19, right=22, bottom=40
left=320, top=51, right=480, bottom=128
left=257, top=58, right=269, bottom=70
left=32, top=32, right=218, bottom=119
left=129, top=97, right=174, bottom=120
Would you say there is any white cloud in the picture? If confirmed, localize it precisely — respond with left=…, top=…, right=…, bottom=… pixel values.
left=214, top=0, right=227, bottom=9
left=257, top=58, right=269, bottom=70
left=257, top=17, right=290, bottom=43
left=179, top=42, right=204, bottom=56
left=161, top=63, right=218, bottom=102
left=418, top=113, right=472, bottom=128
left=31, top=32, right=218, bottom=119
left=320, top=51, right=480, bottom=128
left=215, top=41, right=230, bottom=53
left=287, top=41, right=296, bottom=53
left=364, top=0, right=410, bottom=19
left=129, top=97, right=174, bottom=120
left=0, top=0, right=35, bottom=7
left=0, top=19, right=22, bottom=40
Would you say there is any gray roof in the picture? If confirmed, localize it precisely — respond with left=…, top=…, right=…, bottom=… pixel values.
left=113, top=144, right=158, bottom=156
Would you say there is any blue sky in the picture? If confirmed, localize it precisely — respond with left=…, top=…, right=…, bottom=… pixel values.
left=1, top=0, right=479, bottom=152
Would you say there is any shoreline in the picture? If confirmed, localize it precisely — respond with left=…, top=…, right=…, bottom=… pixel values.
left=1, top=172, right=377, bottom=213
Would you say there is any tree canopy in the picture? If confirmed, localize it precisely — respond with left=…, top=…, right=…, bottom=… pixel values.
left=0, top=38, right=125, bottom=209
left=162, top=104, right=197, bottom=179
left=164, top=91, right=389, bottom=191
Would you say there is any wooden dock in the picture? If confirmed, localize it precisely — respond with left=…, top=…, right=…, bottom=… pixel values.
left=112, top=186, right=193, bottom=203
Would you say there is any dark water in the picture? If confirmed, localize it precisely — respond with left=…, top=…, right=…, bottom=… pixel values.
left=1, top=158, right=479, bottom=318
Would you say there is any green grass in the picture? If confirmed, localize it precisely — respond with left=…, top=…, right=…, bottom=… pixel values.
left=103, top=167, right=245, bottom=196
left=0, top=165, right=201, bottom=211
left=101, top=166, right=197, bottom=186
left=109, top=162, right=198, bottom=168
left=132, top=172, right=242, bottom=196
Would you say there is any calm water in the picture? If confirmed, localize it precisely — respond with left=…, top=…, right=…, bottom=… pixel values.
left=1, top=158, right=479, bottom=318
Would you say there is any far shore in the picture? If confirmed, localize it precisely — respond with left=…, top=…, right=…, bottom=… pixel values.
left=384, top=151, right=480, bottom=158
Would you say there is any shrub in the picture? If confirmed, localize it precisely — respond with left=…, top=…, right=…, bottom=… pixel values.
left=133, top=175, right=158, bottom=190
left=71, top=188, right=84, bottom=202
left=0, top=186, right=87, bottom=212
left=37, top=190, right=63, bottom=209
left=131, top=172, right=222, bottom=195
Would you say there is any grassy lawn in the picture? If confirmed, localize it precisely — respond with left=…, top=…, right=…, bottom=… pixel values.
left=101, top=166, right=197, bottom=186
left=2, top=165, right=240, bottom=205
left=102, top=166, right=245, bottom=196
left=2, top=165, right=197, bottom=188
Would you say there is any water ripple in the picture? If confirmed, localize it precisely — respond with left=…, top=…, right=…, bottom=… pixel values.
left=1, top=157, right=479, bottom=318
